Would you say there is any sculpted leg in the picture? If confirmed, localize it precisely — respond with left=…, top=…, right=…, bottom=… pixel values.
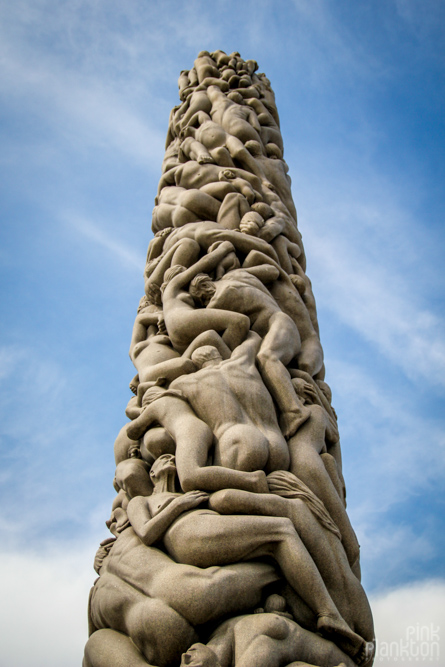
left=208, top=490, right=373, bottom=644
left=288, top=440, right=360, bottom=569
left=216, top=192, right=251, bottom=229
left=297, top=335, right=324, bottom=378
left=151, top=561, right=279, bottom=626
left=166, top=308, right=250, bottom=353
left=163, top=512, right=368, bottom=661
left=256, top=313, right=310, bottom=438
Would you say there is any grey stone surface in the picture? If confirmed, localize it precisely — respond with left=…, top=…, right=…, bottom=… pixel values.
left=84, top=50, right=375, bottom=667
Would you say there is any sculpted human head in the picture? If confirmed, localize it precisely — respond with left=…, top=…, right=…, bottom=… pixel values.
left=189, top=273, right=216, bottom=306
left=191, top=345, right=222, bottom=369
left=245, top=140, right=263, bottom=157
left=145, top=282, right=162, bottom=307
left=161, top=265, right=186, bottom=294
left=114, top=459, right=152, bottom=499
left=239, top=211, right=264, bottom=236
left=150, top=453, right=176, bottom=483
left=181, top=644, right=220, bottom=667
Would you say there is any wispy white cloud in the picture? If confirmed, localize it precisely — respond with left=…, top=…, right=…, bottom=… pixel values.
left=65, top=212, right=146, bottom=271
left=328, top=359, right=445, bottom=508
left=323, top=357, right=445, bottom=588
left=0, top=344, right=116, bottom=543
left=291, top=160, right=445, bottom=388
left=0, top=2, right=168, bottom=169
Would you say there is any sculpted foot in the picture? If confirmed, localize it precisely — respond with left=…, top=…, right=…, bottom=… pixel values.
left=317, top=614, right=367, bottom=664
left=279, top=405, right=311, bottom=439
left=197, top=154, right=215, bottom=164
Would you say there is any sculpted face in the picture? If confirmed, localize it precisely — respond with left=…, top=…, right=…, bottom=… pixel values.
left=150, top=453, right=176, bottom=480
left=189, top=275, right=216, bottom=306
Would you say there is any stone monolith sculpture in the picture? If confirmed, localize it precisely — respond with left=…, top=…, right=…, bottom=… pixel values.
left=83, top=50, right=375, bottom=667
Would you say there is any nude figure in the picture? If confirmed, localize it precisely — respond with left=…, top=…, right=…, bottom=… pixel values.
left=130, top=313, right=233, bottom=402
left=244, top=141, right=298, bottom=222
left=170, top=332, right=289, bottom=473
left=244, top=96, right=283, bottom=151
left=180, top=120, right=265, bottom=178
left=288, top=377, right=361, bottom=572
left=208, top=479, right=373, bottom=651
left=87, top=521, right=279, bottom=667
left=157, top=160, right=262, bottom=201
left=126, top=384, right=268, bottom=494
left=152, top=186, right=221, bottom=230
left=240, top=210, right=304, bottom=274
left=180, top=606, right=358, bottom=667
left=241, top=250, right=324, bottom=378
left=206, top=85, right=264, bottom=145
left=161, top=241, right=250, bottom=354
left=162, top=220, right=279, bottom=263
left=126, top=456, right=370, bottom=663
left=252, top=186, right=306, bottom=268
left=188, top=261, right=309, bottom=438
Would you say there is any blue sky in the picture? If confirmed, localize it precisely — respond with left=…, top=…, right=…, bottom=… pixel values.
left=0, top=1, right=444, bottom=665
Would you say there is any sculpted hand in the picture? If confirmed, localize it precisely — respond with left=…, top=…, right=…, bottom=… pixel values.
left=174, top=490, right=209, bottom=511
left=303, top=381, right=318, bottom=402
left=207, top=240, right=235, bottom=255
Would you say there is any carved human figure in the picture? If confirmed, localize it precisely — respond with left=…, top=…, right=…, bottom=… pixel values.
left=244, top=96, right=283, bottom=150
left=88, top=523, right=279, bottom=667
left=153, top=186, right=222, bottom=230
left=161, top=241, right=250, bottom=354
left=244, top=140, right=298, bottom=221
left=161, top=220, right=279, bottom=264
left=208, top=478, right=373, bottom=648
left=129, top=294, right=234, bottom=396
left=206, top=85, right=264, bottom=145
left=188, top=260, right=309, bottom=437
left=126, top=384, right=268, bottom=494
left=288, top=377, right=360, bottom=572
left=180, top=607, right=358, bottom=667
left=158, top=161, right=262, bottom=202
left=126, top=455, right=370, bottom=662
left=169, top=332, right=289, bottom=472
left=239, top=210, right=304, bottom=275
left=252, top=187, right=305, bottom=265
left=181, top=120, right=266, bottom=178
left=241, top=250, right=324, bottom=378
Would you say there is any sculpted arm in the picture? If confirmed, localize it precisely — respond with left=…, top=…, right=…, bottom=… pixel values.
left=229, top=330, right=262, bottom=364
left=183, top=329, right=231, bottom=360
left=156, top=166, right=178, bottom=194
left=168, top=241, right=235, bottom=292
left=145, top=240, right=192, bottom=290
left=127, top=493, right=208, bottom=546
left=196, top=225, right=279, bottom=262
left=129, top=309, right=160, bottom=357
